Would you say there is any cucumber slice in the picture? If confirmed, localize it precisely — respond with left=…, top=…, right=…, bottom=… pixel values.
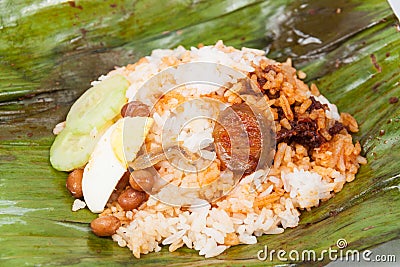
left=66, top=74, right=130, bottom=133
left=50, top=128, right=102, bottom=172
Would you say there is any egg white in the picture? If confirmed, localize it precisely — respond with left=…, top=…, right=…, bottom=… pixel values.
left=82, top=116, right=153, bottom=213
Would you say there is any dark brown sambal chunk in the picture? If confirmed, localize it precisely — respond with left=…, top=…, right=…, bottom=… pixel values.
left=276, top=118, right=326, bottom=149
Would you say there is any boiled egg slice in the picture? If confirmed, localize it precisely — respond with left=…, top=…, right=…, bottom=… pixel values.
left=82, top=116, right=153, bottom=213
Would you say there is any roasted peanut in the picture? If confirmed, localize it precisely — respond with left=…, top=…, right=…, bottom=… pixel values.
left=129, top=169, right=154, bottom=192
left=90, top=216, right=121, bottom=237
left=117, top=188, right=147, bottom=211
left=121, top=101, right=150, bottom=117
left=66, top=169, right=84, bottom=198
left=108, top=171, right=130, bottom=203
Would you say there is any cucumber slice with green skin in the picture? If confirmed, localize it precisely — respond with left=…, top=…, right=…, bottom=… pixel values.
left=66, top=74, right=130, bottom=133
left=50, top=74, right=129, bottom=171
left=50, top=127, right=105, bottom=172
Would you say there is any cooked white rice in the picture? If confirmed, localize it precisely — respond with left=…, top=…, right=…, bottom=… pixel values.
left=89, top=41, right=366, bottom=258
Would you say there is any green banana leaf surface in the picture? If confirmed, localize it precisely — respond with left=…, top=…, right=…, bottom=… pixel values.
left=0, top=0, right=399, bottom=266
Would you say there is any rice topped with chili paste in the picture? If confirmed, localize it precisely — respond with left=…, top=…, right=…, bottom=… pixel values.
left=50, top=41, right=366, bottom=258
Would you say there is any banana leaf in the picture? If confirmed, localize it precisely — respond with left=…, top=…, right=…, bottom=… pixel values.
left=0, top=0, right=399, bottom=266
